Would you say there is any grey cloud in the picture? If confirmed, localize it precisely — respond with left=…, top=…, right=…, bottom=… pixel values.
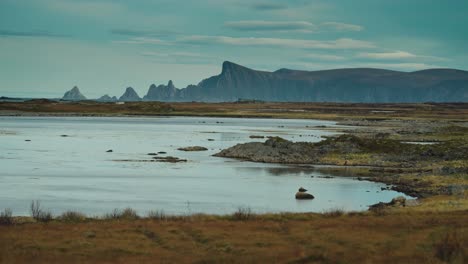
left=251, top=3, right=288, bottom=11
left=0, top=29, right=68, bottom=38
left=225, top=21, right=316, bottom=32
left=302, top=53, right=346, bottom=61
left=178, top=35, right=375, bottom=49
left=357, top=51, right=448, bottom=61
left=110, top=28, right=179, bottom=38
left=321, top=22, right=363, bottom=32
left=112, top=37, right=168, bottom=45
left=225, top=20, right=364, bottom=33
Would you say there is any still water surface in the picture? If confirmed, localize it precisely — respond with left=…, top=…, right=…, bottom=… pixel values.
left=0, top=116, right=408, bottom=215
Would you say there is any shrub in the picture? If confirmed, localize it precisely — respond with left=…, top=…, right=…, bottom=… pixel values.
left=121, top=208, right=139, bottom=220
left=30, top=200, right=53, bottom=222
left=0, top=208, right=13, bottom=225
left=147, top=210, right=167, bottom=221
left=104, top=208, right=121, bottom=219
left=231, top=207, right=254, bottom=221
left=104, top=208, right=139, bottom=220
left=60, top=211, right=87, bottom=222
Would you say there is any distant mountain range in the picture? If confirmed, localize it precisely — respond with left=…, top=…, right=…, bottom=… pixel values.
left=62, top=61, right=468, bottom=102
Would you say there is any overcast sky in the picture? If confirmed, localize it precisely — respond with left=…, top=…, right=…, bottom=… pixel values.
left=1, top=0, right=467, bottom=98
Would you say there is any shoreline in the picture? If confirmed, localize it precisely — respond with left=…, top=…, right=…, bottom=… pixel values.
left=2, top=109, right=466, bottom=204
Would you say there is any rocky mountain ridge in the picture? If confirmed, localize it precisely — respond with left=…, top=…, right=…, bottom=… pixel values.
left=62, top=61, right=468, bottom=102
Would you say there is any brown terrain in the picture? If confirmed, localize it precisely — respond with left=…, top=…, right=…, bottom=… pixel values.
left=1, top=100, right=467, bottom=121
left=0, top=100, right=467, bottom=263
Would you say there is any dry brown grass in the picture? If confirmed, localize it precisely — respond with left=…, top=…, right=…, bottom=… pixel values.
left=0, top=210, right=467, bottom=263
left=1, top=101, right=467, bottom=121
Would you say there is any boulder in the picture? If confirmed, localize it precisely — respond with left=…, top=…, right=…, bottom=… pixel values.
left=390, top=196, right=406, bottom=206
left=295, top=192, right=315, bottom=200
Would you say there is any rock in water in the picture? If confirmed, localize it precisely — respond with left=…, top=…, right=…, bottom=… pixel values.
left=295, top=192, right=315, bottom=200
left=152, top=156, right=187, bottom=163
left=119, top=87, right=141, bottom=102
left=62, top=86, right=87, bottom=101
left=177, top=146, right=208, bottom=151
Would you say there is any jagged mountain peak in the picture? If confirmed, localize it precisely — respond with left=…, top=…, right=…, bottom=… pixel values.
left=62, top=86, right=86, bottom=101
left=119, top=87, right=141, bottom=102
left=124, top=87, right=136, bottom=93
left=221, top=61, right=252, bottom=75
left=167, top=80, right=175, bottom=89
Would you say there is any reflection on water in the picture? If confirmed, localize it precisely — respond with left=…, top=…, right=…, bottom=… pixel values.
left=0, top=116, right=409, bottom=216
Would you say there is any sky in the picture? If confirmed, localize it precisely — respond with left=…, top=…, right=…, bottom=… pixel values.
left=0, top=0, right=467, bottom=98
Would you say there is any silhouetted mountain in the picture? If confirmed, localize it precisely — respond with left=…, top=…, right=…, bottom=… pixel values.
left=143, top=61, right=468, bottom=102
left=143, top=80, right=178, bottom=101
left=62, top=86, right=86, bottom=101
left=97, top=94, right=118, bottom=102
left=119, top=87, right=141, bottom=102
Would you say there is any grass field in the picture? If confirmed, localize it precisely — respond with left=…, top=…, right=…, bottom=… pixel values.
left=1, top=209, right=467, bottom=263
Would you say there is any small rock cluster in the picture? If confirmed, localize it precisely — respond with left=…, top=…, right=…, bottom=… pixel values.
left=177, top=146, right=208, bottom=151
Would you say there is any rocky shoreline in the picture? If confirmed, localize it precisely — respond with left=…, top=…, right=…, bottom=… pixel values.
left=214, top=137, right=319, bottom=164
left=214, top=133, right=468, bottom=201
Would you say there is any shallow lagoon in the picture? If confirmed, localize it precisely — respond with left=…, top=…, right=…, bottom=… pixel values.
left=0, top=116, right=408, bottom=215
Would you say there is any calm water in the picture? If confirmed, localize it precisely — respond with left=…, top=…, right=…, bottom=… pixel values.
left=0, top=116, right=408, bottom=216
